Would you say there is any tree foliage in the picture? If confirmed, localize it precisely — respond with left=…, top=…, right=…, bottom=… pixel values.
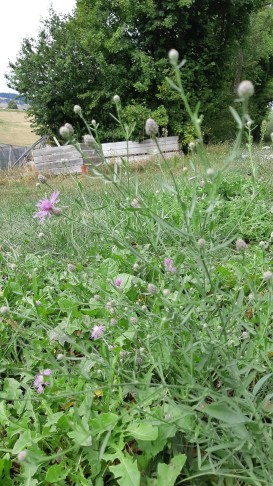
left=6, top=1, right=273, bottom=142
left=7, top=99, right=18, bottom=110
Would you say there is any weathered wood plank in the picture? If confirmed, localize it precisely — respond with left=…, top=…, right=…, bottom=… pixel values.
left=106, top=151, right=179, bottom=164
left=33, top=153, right=83, bottom=163
left=33, top=145, right=79, bottom=156
left=35, top=159, right=82, bottom=170
left=47, top=166, right=82, bottom=175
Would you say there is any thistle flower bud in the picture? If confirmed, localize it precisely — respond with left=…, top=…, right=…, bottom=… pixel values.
left=237, top=80, right=254, bottom=99
left=207, top=168, right=214, bottom=177
left=59, top=123, right=74, bottom=139
left=37, top=174, right=46, bottom=184
left=236, top=239, right=247, bottom=251
left=73, top=105, right=82, bottom=115
left=148, top=283, right=157, bottom=294
left=188, top=141, right=195, bottom=151
left=246, top=119, right=253, bottom=128
left=91, top=119, right=96, bottom=127
left=113, top=95, right=120, bottom=104
left=131, top=198, right=141, bottom=209
left=67, top=263, right=76, bottom=273
left=163, top=288, right=170, bottom=296
left=145, top=118, right=158, bottom=137
left=83, top=134, right=95, bottom=145
left=168, top=49, right=179, bottom=63
left=17, top=450, right=28, bottom=462
left=263, top=270, right=273, bottom=282
left=197, top=238, right=206, bottom=248
left=0, top=306, right=9, bottom=314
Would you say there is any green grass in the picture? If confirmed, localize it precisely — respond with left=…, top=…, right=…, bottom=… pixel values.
left=1, top=144, right=273, bottom=485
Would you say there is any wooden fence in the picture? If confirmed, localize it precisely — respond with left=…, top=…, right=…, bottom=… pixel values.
left=32, top=136, right=179, bottom=175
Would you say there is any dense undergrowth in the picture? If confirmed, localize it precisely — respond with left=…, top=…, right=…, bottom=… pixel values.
left=0, top=149, right=273, bottom=485
left=1, top=55, right=273, bottom=485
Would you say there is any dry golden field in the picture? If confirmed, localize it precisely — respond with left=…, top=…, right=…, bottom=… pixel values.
left=0, top=109, right=39, bottom=146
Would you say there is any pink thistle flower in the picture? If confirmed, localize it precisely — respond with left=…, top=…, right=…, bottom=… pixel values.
left=34, top=374, right=44, bottom=388
left=164, top=258, right=172, bottom=268
left=91, top=324, right=105, bottom=340
left=33, top=191, right=60, bottom=223
left=114, top=277, right=122, bottom=287
left=33, top=369, right=52, bottom=394
left=42, top=369, right=52, bottom=376
left=164, top=258, right=176, bottom=273
left=148, top=283, right=157, bottom=294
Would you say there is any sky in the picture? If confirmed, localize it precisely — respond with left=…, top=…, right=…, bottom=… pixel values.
left=0, top=0, right=76, bottom=93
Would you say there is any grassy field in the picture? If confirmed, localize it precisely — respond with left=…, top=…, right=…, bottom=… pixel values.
left=0, top=108, right=39, bottom=146
left=1, top=144, right=273, bottom=485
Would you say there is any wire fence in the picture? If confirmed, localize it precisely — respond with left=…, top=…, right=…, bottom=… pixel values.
left=0, top=144, right=28, bottom=169
left=0, top=137, right=49, bottom=170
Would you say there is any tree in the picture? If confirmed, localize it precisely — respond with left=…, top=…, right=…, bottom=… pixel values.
left=6, top=1, right=270, bottom=143
left=7, top=99, right=18, bottom=109
left=6, top=9, right=97, bottom=137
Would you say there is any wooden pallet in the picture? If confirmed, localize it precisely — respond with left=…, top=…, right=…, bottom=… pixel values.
left=32, top=137, right=179, bottom=174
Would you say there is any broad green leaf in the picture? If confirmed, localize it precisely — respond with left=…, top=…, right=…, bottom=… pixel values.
left=203, top=402, right=247, bottom=424
left=45, top=412, right=64, bottom=427
left=157, top=454, right=187, bottom=486
left=98, top=258, right=119, bottom=280
left=0, top=402, right=9, bottom=426
left=90, top=413, right=118, bottom=433
left=253, top=373, right=272, bottom=396
left=45, top=462, right=69, bottom=483
left=68, top=426, right=92, bottom=447
left=12, top=430, right=33, bottom=454
left=127, top=423, right=158, bottom=441
left=109, top=454, right=140, bottom=486
left=3, top=378, right=22, bottom=400
left=138, top=423, right=176, bottom=459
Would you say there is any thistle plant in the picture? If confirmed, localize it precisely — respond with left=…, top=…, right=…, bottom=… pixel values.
left=2, top=49, right=273, bottom=486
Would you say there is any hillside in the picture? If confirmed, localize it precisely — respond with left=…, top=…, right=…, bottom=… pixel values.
left=0, top=109, right=39, bottom=146
left=0, top=92, right=25, bottom=104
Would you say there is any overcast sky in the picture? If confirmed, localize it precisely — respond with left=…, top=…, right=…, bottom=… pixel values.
left=0, top=0, right=76, bottom=93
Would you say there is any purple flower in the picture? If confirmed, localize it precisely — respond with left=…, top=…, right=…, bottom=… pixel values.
left=164, top=258, right=172, bottom=268
left=164, top=258, right=176, bottom=273
left=148, top=283, right=157, bottom=294
left=34, top=374, right=43, bottom=388
left=91, top=324, right=105, bottom=340
left=43, top=369, right=52, bottom=376
left=33, top=369, right=52, bottom=394
left=114, top=278, right=122, bottom=287
left=33, top=191, right=60, bottom=223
